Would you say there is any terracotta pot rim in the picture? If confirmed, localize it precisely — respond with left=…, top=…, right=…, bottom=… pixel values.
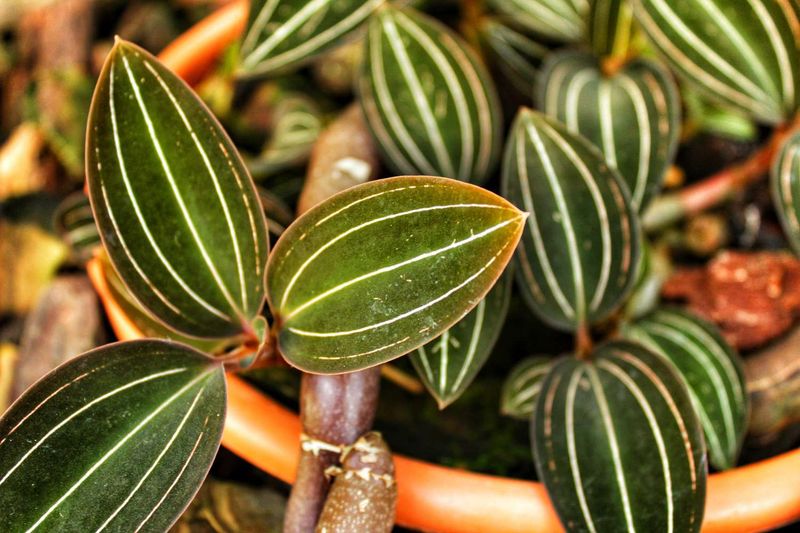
left=86, top=3, right=800, bottom=531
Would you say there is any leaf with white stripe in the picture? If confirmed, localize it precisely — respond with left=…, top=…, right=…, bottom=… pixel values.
left=622, top=307, right=749, bottom=470
left=411, top=269, right=512, bottom=408
left=266, top=175, right=526, bottom=374
left=501, top=108, right=641, bottom=332
left=771, top=132, right=800, bottom=255
left=0, top=340, right=225, bottom=531
left=632, top=0, right=800, bottom=124
left=487, top=0, right=587, bottom=42
left=538, top=50, right=680, bottom=212
left=87, top=40, right=269, bottom=339
left=100, top=254, right=233, bottom=355
left=500, top=355, right=553, bottom=419
left=54, top=192, right=101, bottom=263
left=589, top=0, right=636, bottom=58
left=238, top=0, right=383, bottom=78
left=532, top=341, right=706, bottom=533
left=478, top=17, right=549, bottom=99
left=358, top=6, right=503, bottom=184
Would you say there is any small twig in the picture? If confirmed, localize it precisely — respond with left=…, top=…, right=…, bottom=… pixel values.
left=643, top=115, right=800, bottom=232
left=380, top=364, right=424, bottom=394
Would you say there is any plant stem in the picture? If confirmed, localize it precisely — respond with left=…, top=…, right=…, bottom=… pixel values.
left=575, top=323, right=593, bottom=359
left=643, top=116, right=800, bottom=232
left=283, top=367, right=381, bottom=533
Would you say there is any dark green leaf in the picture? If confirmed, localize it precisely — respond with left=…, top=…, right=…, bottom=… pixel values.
left=266, top=175, right=526, bottom=374
left=411, top=269, right=513, bottom=408
left=247, top=93, right=325, bottom=180
left=538, top=51, right=680, bottom=212
left=478, top=17, right=549, bottom=98
left=100, top=254, right=232, bottom=355
left=501, top=108, right=641, bottom=331
left=54, top=192, right=100, bottom=263
left=239, top=0, right=382, bottom=78
left=500, top=355, right=553, bottom=419
left=589, top=0, right=635, bottom=58
left=0, top=340, right=226, bottom=531
left=87, top=40, right=269, bottom=339
left=359, top=6, right=503, bottom=183
left=487, top=0, right=586, bottom=42
left=622, top=307, right=749, bottom=470
left=632, top=0, right=800, bottom=124
left=532, top=341, right=706, bottom=532
left=772, top=132, right=800, bottom=254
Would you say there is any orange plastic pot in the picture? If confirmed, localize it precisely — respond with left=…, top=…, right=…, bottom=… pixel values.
left=88, top=3, right=800, bottom=531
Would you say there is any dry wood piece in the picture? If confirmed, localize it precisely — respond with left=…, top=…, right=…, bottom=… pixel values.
left=297, top=104, right=380, bottom=216
left=316, top=432, right=396, bottom=533
left=662, top=251, right=800, bottom=350
left=12, top=275, right=105, bottom=401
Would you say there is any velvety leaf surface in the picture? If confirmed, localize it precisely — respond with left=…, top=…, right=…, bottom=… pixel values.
left=239, top=0, right=382, bottom=78
left=501, top=108, right=641, bottom=331
left=622, top=307, right=749, bottom=470
left=532, top=341, right=706, bottom=533
left=87, top=40, right=269, bottom=339
left=411, top=269, right=512, bottom=408
left=0, top=340, right=226, bottom=531
left=100, top=254, right=231, bottom=355
left=487, top=0, right=586, bottom=42
left=632, top=0, right=800, bottom=124
left=500, top=355, right=553, bottom=420
left=538, top=51, right=680, bottom=212
left=478, top=17, right=549, bottom=98
left=359, top=6, right=502, bottom=183
left=266, top=176, right=526, bottom=374
left=772, top=132, right=800, bottom=255
left=589, top=0, right=635, bottom=58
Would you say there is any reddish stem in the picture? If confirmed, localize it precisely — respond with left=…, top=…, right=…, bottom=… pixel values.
left=644, top=117, right=799, bottom=231
left=283, top=368, right=381, bottom=532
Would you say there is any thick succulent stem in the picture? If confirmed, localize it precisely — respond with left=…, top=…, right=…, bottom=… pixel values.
left=315, top=431, right=397, bottom=533
left=283, top=367, right=381, bottom=533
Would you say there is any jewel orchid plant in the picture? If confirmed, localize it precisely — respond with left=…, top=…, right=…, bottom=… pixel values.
left=2, top=0, right=800, bottom=532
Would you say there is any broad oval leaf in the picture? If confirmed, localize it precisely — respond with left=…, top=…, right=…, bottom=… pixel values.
left=589, top=0, right=635, bottom=58
left=487, top=0, right=586, bottom=42
left=266, top=175, right=526, bottom=374
left=632, top=0, right=800, bottom=124
left=532, top=341, right=706, bottom=532
left=0, top=340, right=225, bottom=531
left=238, top=0, right=383, bottom=78
left=358, top=6, right=503, bottom=184
left=538, top=50, right=680, bottom=212
left=478, top=17, right=549, bottom=98
left=501, top=108, right=641, bottom=331
left=622, top=307, right=749, bottom=470
left=87, top=40, right=269, bottom=339
left=99, top=253, right=232, bottom=355
left=411, top=269, right=513, bottom=408
left=771, top=132, right=800, bottom=255
left=500, top=355, right=553, bottom=419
